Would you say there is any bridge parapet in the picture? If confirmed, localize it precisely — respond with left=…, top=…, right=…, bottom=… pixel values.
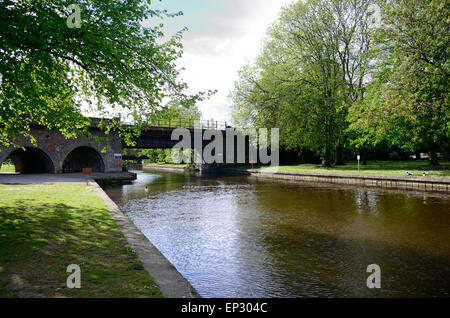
left=121, top=118, right=231, bottom=131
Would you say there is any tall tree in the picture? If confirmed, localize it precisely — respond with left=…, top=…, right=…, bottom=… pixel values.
left=0, top=0, right=211, bottom=147
left=231, top=0, right=375, bottom=166
left=349, top=0, right=449, bottom=165
left=326, top=0, right=373, bottom=164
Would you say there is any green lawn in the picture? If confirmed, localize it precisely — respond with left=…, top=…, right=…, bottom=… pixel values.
left=233, top=160, right=450, bottom=178
left=0, top=164, right=15, bottom=173
left=0, top=183, right=162, bottom=298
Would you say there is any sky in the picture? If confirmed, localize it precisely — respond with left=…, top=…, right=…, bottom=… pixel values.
left=144, top=0, right=294, bottom=123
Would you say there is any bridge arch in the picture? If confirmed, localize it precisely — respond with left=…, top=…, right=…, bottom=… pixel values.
left=5, top=147, right=55, bottom=174
left=63, top=146, right=105, bottom=173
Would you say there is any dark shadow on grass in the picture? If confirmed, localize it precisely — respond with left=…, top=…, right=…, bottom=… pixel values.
left=0, top=202, right=162, bottom=298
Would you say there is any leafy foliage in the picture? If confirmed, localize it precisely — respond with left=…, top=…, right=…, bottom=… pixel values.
left=0, top=0, right=212, bottom=147
left=232, top=0, right=449, bottom=165
left=231, top=0, right=375, bottom=166
left=348, top=0, right=449, bottom=165
left=124, top=99, right=200, bottom=164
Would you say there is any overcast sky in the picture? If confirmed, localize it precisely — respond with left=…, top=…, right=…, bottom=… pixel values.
left=144, top=0, right=294, bottom=123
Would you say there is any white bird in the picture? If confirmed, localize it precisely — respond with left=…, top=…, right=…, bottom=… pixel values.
left=422, top=171, right=427, bottom=177
left=406, top=171, right=413, bottom=176
left=145, top=186, right=149, bottom=193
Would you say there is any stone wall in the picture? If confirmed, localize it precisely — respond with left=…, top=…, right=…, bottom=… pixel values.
left=223, top=168, right=450, bottom=193
left=0, top=127, right=123, bottom=174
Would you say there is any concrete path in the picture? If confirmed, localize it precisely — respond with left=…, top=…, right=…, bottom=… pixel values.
left=0, top=172, right=136, bottom=184
left=0, top=173, right=87, bottom=184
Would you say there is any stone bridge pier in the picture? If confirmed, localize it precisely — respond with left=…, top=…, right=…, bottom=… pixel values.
left=0, top=125, right=123, bottom=174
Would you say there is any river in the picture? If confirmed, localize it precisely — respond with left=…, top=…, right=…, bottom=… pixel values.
left=103, top=169, right=450, bottom=298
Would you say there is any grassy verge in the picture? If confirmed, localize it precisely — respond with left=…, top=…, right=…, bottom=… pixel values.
left=143, top=162, right=188, bottom=168
left=0, top=183, right=162, bottom=298
left=231, top=160, right=450, bottom=178
left=0, top=164, right=15, bottom=173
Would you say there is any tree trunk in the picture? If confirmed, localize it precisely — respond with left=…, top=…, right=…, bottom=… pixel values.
left=361, top=147, right=368, bottom=166
left=333, top=140, right=345, bottom=166
left=297, top=148, right=305, bottom=163
left=428, top=143, right=440, bottom=166
left=322, top=146, right=332, bottom=167
left=415, top=150, right=421, bottom=160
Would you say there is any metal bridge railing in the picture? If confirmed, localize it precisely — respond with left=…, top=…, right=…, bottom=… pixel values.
left=147, top=119, right=230, bottom=130
left=115, top=116, right=231, bottom=130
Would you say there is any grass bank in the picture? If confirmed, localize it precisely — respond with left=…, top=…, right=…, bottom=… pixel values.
left=0, top=183, right=162, bottom=298
left=0, top=164, right=15, bottom=173
left=233, top=160, right=450, bottom=178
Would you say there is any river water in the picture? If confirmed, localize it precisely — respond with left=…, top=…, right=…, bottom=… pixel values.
left=103, top=170, right=450, bottom=298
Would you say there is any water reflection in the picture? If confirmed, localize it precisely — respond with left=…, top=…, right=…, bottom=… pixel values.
left=104, top=170, right=450, bottom=297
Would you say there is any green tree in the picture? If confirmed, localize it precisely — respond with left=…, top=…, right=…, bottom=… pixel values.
left=149, top=98, right=202, bottom=127
left=349, top=0, right=449, bottom=166
left=231, top=0, right=375, bottom=166
left=0, top=0, right=211, bottom=147
left=140, top=99, right=201, bottom=163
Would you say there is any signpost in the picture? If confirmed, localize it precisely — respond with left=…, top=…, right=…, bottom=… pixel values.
left=114, top=153, right=122, bottom=165
left=114, top=153, right=122, bottom=170
left=82, top=168, right=92, bottom=186
left=357, top=155, right=361, bottom=173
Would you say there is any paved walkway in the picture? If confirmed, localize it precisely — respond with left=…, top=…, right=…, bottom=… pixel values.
left=0, top=172, right=136, bottom=184
left=0, top=173, right=87, bottom=184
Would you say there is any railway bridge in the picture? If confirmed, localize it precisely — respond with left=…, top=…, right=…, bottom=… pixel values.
left=0, top=118, right=254, bottom=174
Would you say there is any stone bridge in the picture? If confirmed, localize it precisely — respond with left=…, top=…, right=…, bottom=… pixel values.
left=0, top=120, right=123, bottom=174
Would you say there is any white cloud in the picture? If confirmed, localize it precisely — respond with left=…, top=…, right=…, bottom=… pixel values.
left=158, top=0, right=294, bottom=122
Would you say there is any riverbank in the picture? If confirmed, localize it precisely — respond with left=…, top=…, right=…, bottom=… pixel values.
left=0, top=182, right=162, bottom=297
left=223, top=167, right=450, bottom=193
left=143, top=164, right=187, bottom=173
left=232, top=160, right=450, bottom=178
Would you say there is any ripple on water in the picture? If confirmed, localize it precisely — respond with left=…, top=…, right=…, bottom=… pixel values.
left=104, top=171, right=450, bottom=298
